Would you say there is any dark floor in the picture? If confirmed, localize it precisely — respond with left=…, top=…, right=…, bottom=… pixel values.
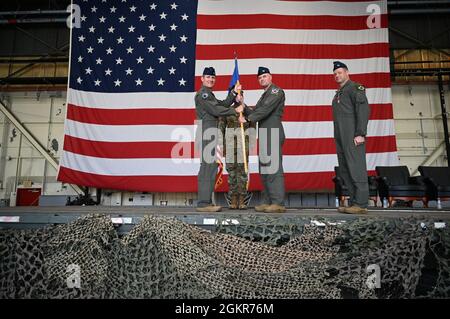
left=1, top=205, right=450, bottom=216
left=1, top=205, right=449, bottom=229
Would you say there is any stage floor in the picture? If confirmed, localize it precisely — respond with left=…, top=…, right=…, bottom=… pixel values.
left=0, top=205, right=449, bottom=216
left=1, top=205, right=449, bottom=233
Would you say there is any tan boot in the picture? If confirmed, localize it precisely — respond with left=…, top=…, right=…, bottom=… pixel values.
left=196, top=205, right=222, bottom=212
left=255, top=204, right=270, bottom=212
left=263, top=204, right=286, bottom=213
left=229, top=194, right=238, bottom=209
left=337, top=206, right=346, bottom=213
left=238, top=195, right=247, bottom=210
left=343, top=205, right=368, bottom=214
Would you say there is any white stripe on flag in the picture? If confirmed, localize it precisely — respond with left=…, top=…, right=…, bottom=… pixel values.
left=64, top=120, right=194, bottom=142
left=195, top=57, right=390, bottom=76
left=64, top=119, right=395, bottom=142
left=283, top=120, right=395, bottom=139
left=196, top=29, right=389, bottom=45
left=195, top=58, right=390, bottom=76
left=197, top=0, right=387, bottom=16
left=67, top=89, right=196, bottom=109
left=60, top=151, right=399, bottom=176
left=68, top=88, right=392, bottom=109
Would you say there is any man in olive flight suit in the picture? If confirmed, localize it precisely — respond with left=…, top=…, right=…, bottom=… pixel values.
left=195, top=67, right=243, bottom=213
left=332, top=61, right=370, bottom=214
left=239, top=67, right=286, bottom=213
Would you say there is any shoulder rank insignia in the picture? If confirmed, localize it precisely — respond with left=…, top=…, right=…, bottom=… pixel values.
left=357, top=85, right=365, bottom=91
left=271, top=88, right=279, bottom=94
left=201, top=92, right=209, bottom=99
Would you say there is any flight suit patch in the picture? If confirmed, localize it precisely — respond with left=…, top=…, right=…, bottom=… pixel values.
left=201, top=92, right=208, bottom=99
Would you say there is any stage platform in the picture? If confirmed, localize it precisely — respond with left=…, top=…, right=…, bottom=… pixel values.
left=1, top=206, right=449, bottom=233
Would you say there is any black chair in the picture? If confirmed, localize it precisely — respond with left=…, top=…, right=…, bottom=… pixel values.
left=418, top=166, right=450, bottom=206
left=332, top=166, right=378, bottom=207
left=375, top=166, right=428, bottom=208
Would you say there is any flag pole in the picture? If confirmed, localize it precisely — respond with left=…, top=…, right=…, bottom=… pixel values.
left=233, top=52, right=249, bottom=190
left=236, top=80, right=249, bottom=190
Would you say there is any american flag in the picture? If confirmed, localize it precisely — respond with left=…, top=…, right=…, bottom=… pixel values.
left=58, top=0, right=399, bottom=192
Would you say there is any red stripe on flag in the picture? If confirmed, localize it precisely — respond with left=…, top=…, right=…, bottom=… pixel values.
left=63, top=135, right=196, bottom=159
left=197, top=14, right=388, bottom=30
left=66, top=103, right=393, bottom=125
left=282, top=136, right=397, bottom=155
left=195, top=73, right=391, bottom=91
left=67, top=104, right=196, bottom=125
left=57, top=167, right=316, bottom=192
left=223, top=171, right=343, bottom=192
left=62, top=135, right=396, bottom=159
left=58, top=166, right=198, bottom=192
left=196, top=43, right=390, bottom=60
left=58, top=166, right=379, bottom=192
left=283, top=104, right=393, bottom=122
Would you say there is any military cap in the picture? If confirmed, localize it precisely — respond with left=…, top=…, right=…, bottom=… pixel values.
left=202, top=67, right=216, bottom=76
left=257, top=66, right=271, bottom=76
left=333, top=61, right=348, bottom=71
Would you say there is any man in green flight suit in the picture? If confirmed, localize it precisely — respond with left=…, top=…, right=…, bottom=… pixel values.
left=332, top=61, right=370, bottom=214
left=239, top=67, right=286, bottom=213
left=218, top=94, right=254, bottom=210
left=195, top=67, right=243, bottom=213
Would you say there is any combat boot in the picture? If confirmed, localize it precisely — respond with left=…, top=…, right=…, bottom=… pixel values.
left=264, top=204, right=286, bottom=213
left=238, top=195, right=247, bottom=210
left=343, top=205, right=367, bottom=214
left=229, top=194, right=238, bottom=209
left=196, top=205, right=222, bottom=213
left=255, top=204, right=270, bottom=212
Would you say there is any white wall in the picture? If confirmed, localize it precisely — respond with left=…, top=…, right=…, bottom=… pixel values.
left=392, top=83, right=450, bottom=174
left=0, top=91, right=74, bottom=202
left=0, top=83, right=449, bottom=204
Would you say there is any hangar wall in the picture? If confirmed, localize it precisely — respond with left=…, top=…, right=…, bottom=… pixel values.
left=0, top=84, right=448, bottom=205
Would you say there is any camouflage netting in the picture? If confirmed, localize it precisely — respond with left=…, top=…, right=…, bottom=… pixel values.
left=0, top=214, right=449, bottom=298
